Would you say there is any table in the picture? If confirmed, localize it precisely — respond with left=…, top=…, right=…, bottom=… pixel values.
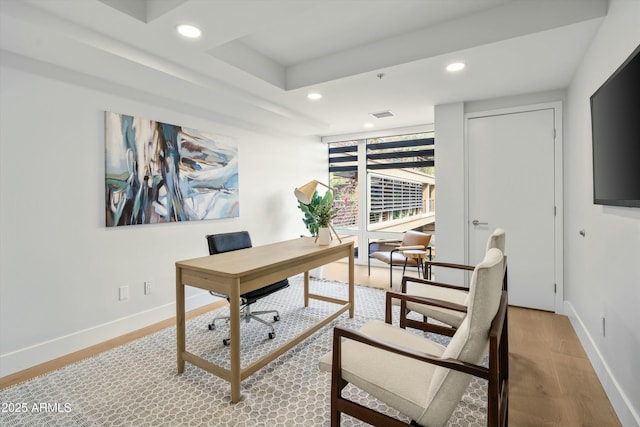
left=175, top=237, right=354, bottom=403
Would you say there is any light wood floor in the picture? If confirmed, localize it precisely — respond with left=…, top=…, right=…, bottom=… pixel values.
left=1, top=262, right=622, bottom=426
left=323, top=262, right=621, bottom=427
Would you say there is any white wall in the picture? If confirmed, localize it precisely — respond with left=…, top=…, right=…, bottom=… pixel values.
left=433, top=102, right=466, bottom=284
left=0, top=62, right=325, bottom=376
left=563, top=1, right=640, bottom=425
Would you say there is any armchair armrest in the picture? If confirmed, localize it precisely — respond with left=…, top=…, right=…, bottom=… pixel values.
left=396, top=245, right=427, bottom=251
left=424, top=260, right=475, bottom=271
left=370, top=239, right=402, bottom=245
left=368, top=239, right=402, bottom=255
left=384, top=291, right=467, bottom=324
left=401, top=276, right=469, bottom=292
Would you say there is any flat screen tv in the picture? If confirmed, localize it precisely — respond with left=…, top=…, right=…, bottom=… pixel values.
left=590, top=44, right=640, bottom=207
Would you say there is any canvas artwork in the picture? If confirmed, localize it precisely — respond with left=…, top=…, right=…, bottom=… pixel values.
left=105, top=112, right=239, bottom=227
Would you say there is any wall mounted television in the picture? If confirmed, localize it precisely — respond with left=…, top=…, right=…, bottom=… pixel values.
left=590, top=44, right=640, bottom=207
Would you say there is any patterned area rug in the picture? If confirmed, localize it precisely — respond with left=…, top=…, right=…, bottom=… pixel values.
left=1, top=276, right=487, bottom=426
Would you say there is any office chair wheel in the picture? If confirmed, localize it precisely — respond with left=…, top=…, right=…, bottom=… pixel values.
left=268, top=332, right=276, bottom=339
left=273, top=315, right=280, bottom=321
left=208, top=323, right=215, bottom=331
left=222, top=338, right=231, bottom=346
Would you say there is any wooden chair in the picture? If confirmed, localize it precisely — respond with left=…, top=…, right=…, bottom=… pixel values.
left=319, top=248, right=508, bottom=427
left=368, top=230, right=432, bottom=287
left=400, top=228, right=506, bottom=337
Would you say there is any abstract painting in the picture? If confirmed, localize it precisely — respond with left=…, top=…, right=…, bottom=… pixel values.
left=105, top=112, right=239, bottom=227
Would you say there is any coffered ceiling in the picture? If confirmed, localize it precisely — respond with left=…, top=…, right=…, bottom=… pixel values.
left=0, top=0, right=608, bottom=136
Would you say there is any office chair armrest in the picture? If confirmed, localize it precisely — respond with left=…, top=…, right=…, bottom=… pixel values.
left=208, top=290, right=228, bottom=299
left=208, top=290, right=239, bottom=304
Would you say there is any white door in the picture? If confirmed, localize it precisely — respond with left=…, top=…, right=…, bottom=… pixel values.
left=467, top=108, right=556, bottom=311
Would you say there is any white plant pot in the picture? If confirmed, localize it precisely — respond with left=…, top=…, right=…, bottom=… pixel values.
left=317, top=227, right=331, bottom=245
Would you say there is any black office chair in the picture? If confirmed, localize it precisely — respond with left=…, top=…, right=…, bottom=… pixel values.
left=206, top=231, right=290, bottom=346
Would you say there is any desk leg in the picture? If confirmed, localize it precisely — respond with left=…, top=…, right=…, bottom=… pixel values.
left=304, top=270, right=309, bottom=307
left=349, top=247, right=355, bottom=318
left=176, top=267, right=185, bottom=373
left=229, top=278, right=241, bottom=403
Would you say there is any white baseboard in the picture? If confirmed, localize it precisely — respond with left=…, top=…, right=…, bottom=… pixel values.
left=0, top=292, right=214, bottom=378
left=564, top=301, right=640, bottom=427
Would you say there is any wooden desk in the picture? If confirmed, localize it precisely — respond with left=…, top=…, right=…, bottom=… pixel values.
left=175, top=237, right=354, bottom=402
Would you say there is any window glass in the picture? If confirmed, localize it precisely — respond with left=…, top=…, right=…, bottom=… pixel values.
left=329, top=140, right=358, bottom=230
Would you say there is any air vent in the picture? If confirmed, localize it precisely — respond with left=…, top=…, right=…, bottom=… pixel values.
left=370, top=111, right=395, bottom=119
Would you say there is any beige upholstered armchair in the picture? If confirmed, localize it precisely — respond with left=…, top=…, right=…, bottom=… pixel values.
left=368, top=230, right=432, bottom=287
left=399, top=228, right=506, bottom=337
left=319, top=248, right=508, bottom=427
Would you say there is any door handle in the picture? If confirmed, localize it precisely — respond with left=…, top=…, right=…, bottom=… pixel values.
left=472, top=220, right=488, bottom=226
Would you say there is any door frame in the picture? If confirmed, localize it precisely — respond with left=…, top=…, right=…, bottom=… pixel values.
left=464, top=102, right=564, bottom=313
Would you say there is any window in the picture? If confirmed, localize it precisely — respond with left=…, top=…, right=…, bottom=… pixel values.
left=366, top=134, right=434, bottom=230
left=327, top=129, right=435, bottom=262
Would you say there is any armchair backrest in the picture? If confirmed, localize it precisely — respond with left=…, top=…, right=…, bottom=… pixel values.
left=401, top=230, right=431, bottom=247
left=206, top=231, right=252, bottom=255
left=486, top=228, right=506, bottom=253
left=461, top=227, right=507, bottom=305
left=421, top=248, right=504, bottom=426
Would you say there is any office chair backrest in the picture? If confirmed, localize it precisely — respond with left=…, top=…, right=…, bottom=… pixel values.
left=206, top=231, right=252, bottom=255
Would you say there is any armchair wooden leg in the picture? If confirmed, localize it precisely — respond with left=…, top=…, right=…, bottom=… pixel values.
left=330, top=399, right=341, bottom=427
left=331, top=378, right=348, bottom=427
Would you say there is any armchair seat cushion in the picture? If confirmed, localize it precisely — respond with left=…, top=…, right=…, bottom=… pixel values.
left=370, top=251, right=421, bottom=266
left=319, top=320, right=445, bottom=422
left=403, top=283, right=468, bottom=328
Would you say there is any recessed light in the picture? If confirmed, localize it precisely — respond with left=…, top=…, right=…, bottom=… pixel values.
left=307, top=93, right=322, bottom=100
left=177, top=24, right=202, bottom=39
left=363, top=123, right=374, bottom=128
left=446, top=62, right=466, bottom=72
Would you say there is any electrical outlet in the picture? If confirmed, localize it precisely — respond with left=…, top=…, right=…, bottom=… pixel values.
left=144, top=281, right=152, bottom=295
left=119, top=285, right=129, bottom=301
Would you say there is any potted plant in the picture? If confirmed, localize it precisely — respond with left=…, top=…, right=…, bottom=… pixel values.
left=297, top=190, right=336, bottom=277
left=297, top=190, right=333, bottom=238
left=314, top=202, right=337, bottom=245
